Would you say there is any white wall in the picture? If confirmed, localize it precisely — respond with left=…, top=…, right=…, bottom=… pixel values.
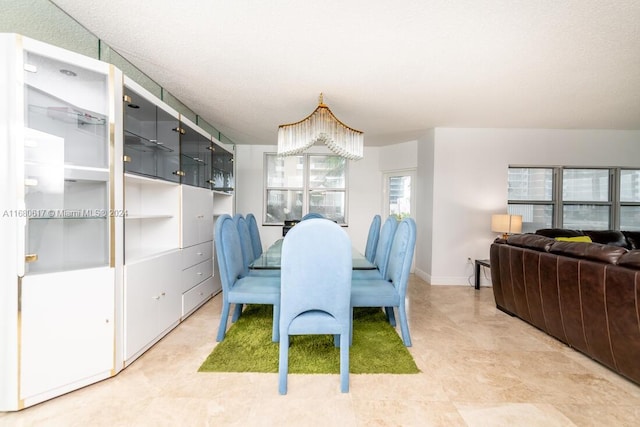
left=415, top=130, right=435, bottom=282
left=429, top=128, right=640, bottom=286
left=379, top=140, right=418, bottom=171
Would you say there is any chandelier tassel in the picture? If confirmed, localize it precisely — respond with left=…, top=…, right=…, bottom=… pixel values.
left=277, top=93, right=364, bottom=160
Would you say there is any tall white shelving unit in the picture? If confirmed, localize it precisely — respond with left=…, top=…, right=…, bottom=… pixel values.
left=0, top=35, right=235, bottom=412
left=0, top=34, right=123, bottom=411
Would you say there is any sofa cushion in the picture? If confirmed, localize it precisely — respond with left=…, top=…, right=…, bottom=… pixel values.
left=623, top=231, right=640, bottom=250
left=535, top=228, right=585, bottom=238
left=617, top=250, right=640, bottom=268
left=550, top=241, right=628, bottom=264
left=583, top=230, right=628, bottom=248
left=507, top=234, right=555, bottom=252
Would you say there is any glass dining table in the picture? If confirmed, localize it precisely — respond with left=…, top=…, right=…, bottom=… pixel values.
left=249, top=239, right=377, bottom=270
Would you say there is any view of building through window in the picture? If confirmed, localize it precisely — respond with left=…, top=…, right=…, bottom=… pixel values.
left=508, top=167, right=640, bottom=231
left=264, top=153, right=347, bottom=224
left=388, top=175, right=412, bottom=220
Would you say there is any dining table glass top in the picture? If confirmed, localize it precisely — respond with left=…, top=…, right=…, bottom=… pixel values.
left=249, top=239, right=376, bottom=270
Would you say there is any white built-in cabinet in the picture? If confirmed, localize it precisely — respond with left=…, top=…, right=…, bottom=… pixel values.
left=181, top=185, right=215, bottom=316
left=0, top=34, right=123, bottom=411
left=1, top=35, right=234, bottom=412
left=123, top=173, right=182, bottom=363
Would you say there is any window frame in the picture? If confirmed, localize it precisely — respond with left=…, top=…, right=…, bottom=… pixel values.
left=263, top=153, right=349, bottom=226
left=508, top=166, right=640, bottom=231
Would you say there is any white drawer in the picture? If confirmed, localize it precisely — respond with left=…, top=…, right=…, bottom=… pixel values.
left=181, top=258, right=213, bottom=293
left=183, top=276, right=215, bottom=317
left=182, top=241, right=213, bottom=269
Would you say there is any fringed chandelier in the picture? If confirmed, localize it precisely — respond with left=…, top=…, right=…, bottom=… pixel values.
left=277, top=93, right=364, bottom=160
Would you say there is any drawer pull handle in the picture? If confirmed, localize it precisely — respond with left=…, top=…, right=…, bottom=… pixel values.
left=197, top=252, right=203, bottom=256
left=197, top=272, right=203, bottom=275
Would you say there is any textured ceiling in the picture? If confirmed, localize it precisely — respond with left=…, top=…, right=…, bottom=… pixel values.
left=51, top=0, right=640, bottom=146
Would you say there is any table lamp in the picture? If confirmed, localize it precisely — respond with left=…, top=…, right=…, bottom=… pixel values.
left=491, top=214, right=522, bottom=239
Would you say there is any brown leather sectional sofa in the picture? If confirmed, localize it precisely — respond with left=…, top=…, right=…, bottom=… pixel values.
left=490, top=231, right=640, bottom=386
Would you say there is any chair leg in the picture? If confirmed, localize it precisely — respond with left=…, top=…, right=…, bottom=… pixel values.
left=272, top=304, right=280, bottom=342
left=385, top=307, right=396, bottom=326
left=349, top=306, right=354, bottom=346
left=231, top=303, right=244, bottom=322
left=397, top=303, right=412, bottom=347
left=216, top=302, right=231, bottom=342
left=339, top=332, right=349, bottom=393
left=278, top=334, right=290, bottom=395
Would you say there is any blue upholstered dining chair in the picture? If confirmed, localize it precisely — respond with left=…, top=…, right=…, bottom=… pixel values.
left=352, top=215, right=398, bottom=281
left=245, top=213, right=263, bottom=258
left=364, top=214, right=381, bottom=263
left=301, top=212, right=324, bottom=220
left=215, top=214, right=280, bottom=342
left=231, top=214, right=278, bottom=322
left=233, top=214, right=256, bottom=275
left=351, top=217, right=417, bottom=346
left=278, top=218, right=352, bottom=394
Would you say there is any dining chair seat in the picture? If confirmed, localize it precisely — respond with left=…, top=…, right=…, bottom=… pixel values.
left=351, top=279, right=399, bottom=305
left=226, top=276, right=281, bottom=301
left=350, top=269, right=385, bottom=281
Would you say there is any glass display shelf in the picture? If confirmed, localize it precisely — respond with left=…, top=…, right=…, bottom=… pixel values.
left=124, top=79, right=180, bottom=182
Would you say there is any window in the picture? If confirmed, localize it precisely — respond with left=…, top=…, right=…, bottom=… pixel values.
left=562, top=168, right=610, bottom=229
left=508, top=167, right=640, bottom=231
left=507, top=167, right=554, bottom=233
left=264, top=153, right=347, bottom=225
left=620, top=169, right=640, bottom=231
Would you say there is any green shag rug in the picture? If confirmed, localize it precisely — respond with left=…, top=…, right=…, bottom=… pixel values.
left=198, top=305, right=420, bottom=374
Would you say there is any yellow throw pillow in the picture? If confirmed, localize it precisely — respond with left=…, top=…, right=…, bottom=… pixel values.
left=555, top=236, right=592, bottom=243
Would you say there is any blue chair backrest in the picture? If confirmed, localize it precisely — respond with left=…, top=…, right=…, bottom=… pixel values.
left=301, top=212, right=324, bottom=221
left=233, top=214, right=254, bottom=275
left=387, top=218, right=417, bottom=297
left=280, top=218, right=352, bottom=323
left=374, top=216, right=399, bottom=279
left=364, top=215, right=381, bottom=263
left=215, top=214, right=244, bottom=292
left=246, top=213, right=263, bottom=258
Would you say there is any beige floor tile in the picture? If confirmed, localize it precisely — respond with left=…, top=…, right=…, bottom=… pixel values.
left=2, top=277, right=640, bottom=427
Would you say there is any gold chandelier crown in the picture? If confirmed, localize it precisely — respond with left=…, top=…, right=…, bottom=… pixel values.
left=277, top=93, right=364, bottom=160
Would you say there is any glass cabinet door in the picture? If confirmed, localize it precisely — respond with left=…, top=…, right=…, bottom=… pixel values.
left=23, top=50, right=111, bottom=274
left=123, top=86, right=180, bottom=181
left=180, top=121, right=211, bottom=188
left=211, top=147, right=234, bottom=193
left=156, top=107, right=180, bottom=182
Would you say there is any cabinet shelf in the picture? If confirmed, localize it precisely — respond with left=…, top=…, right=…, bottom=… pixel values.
left=126, top=214, right=173, bottom=220
left=28, top=104, right=106, bottom=126
left=125, top=131, right=174, bottom=153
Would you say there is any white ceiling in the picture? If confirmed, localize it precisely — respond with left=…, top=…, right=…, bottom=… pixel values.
left=51, top=0, right=640, bottom=146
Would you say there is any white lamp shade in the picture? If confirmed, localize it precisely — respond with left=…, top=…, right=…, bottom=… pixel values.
left=491, top=214, right=522, bottom=234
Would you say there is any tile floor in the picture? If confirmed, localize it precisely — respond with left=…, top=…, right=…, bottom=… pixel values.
left=2, top=276, right=640, bottom=426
